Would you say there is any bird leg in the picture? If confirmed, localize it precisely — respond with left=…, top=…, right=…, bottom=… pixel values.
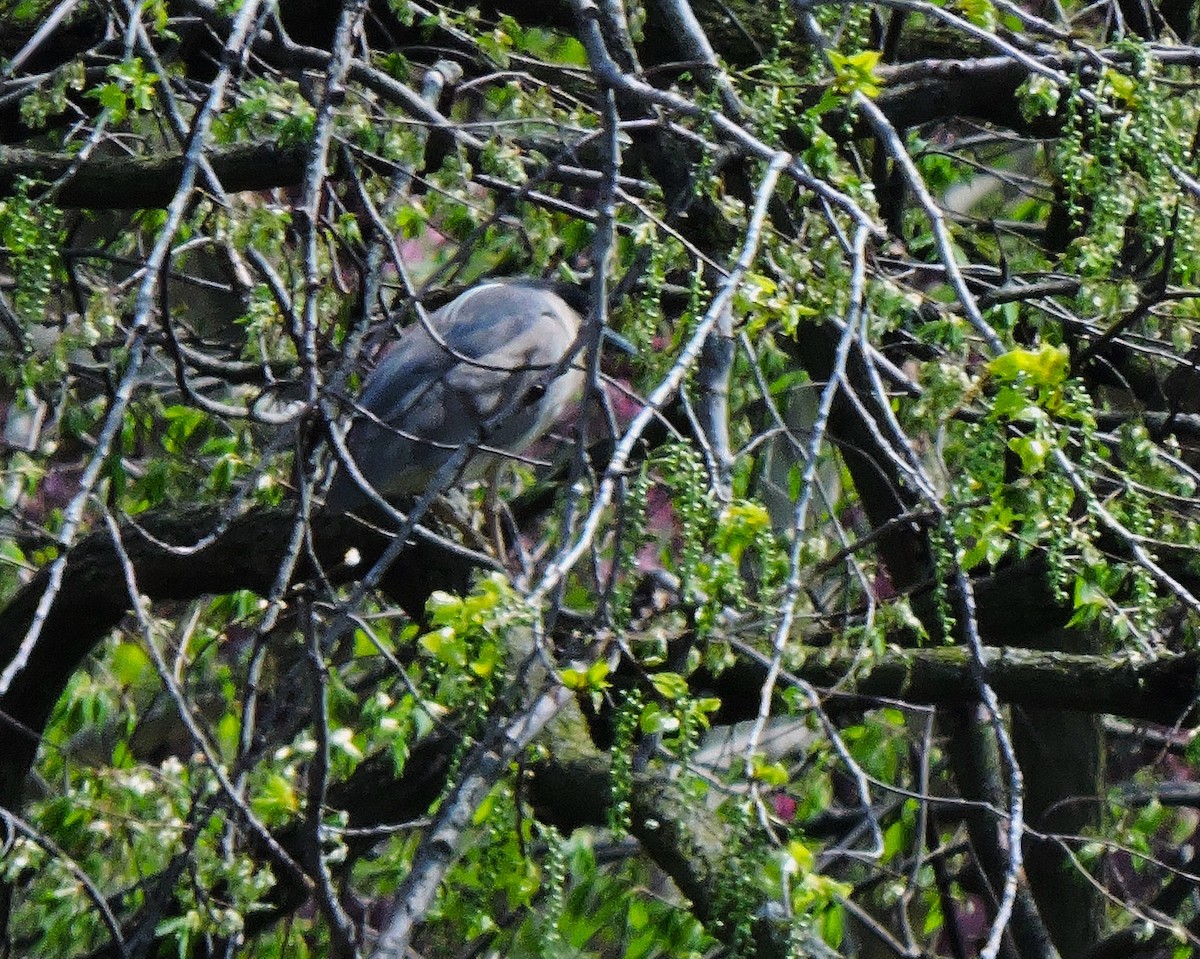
left=484, top=461, right=507, bottom=560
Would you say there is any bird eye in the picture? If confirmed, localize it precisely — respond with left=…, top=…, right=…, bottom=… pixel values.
left=524, top=381, right=548, bottom=405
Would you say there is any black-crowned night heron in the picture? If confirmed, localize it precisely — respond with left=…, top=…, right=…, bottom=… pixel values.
left=324, top=280, right=586, bottom=515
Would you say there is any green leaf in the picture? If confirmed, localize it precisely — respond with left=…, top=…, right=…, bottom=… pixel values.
left=559, top=660, right=610, bottom=692
left=90, top=82, right=128, bottom=119
left=750, top=756, right=789, bottom=786
left=420, top=626, right=466, bottom=667
left=472, top=790, right=497, bottom=825
left=987, top=343, right=1070, bottom=388
left=1073, top=576, right=1108, bottom=610
left=639, top=703, right=680, bottom=735
left=469, top=641, right=498, bottom=677
left=992, top=385, right=1046, bottom=423
left=216, top=712, right=240, bottom=759
left=1008, top=434, right=1051, bottom=474
left=955, top=0, right=998, bottom=28
left=425, top=590, right=462, bottom=625
left=882, top=819, right=907, bottom=860
left=110, top=641, right=153, bottom=687
left=828, top=49, right=884, bottom=97
left=650, top=672, right=689, bottom=701
left=784, top=839, right=814, bottom=874
left=251, top=773, right=299, bottom=825
left=1103, top=68, right=1136, bottom=104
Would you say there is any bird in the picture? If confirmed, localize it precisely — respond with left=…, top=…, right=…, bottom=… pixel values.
left=324, top=280, right=587, bottom=516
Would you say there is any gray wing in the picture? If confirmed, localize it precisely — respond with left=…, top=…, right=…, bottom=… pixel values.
left=327, top=283, right=583, bottom=508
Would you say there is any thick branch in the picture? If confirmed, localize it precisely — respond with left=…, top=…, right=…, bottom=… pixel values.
left=0, top=142, right=310, bottom=209
left=531, top=751, right=797, bottom=959
left=0, top=506, right=479, bottom=810
left=709, top=643, right=1198, bottom=725
left=875, top=56, right=1043, bottom=131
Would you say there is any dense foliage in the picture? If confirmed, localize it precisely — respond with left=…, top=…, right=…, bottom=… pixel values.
left=3, top=0, right=1200, bottom=956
